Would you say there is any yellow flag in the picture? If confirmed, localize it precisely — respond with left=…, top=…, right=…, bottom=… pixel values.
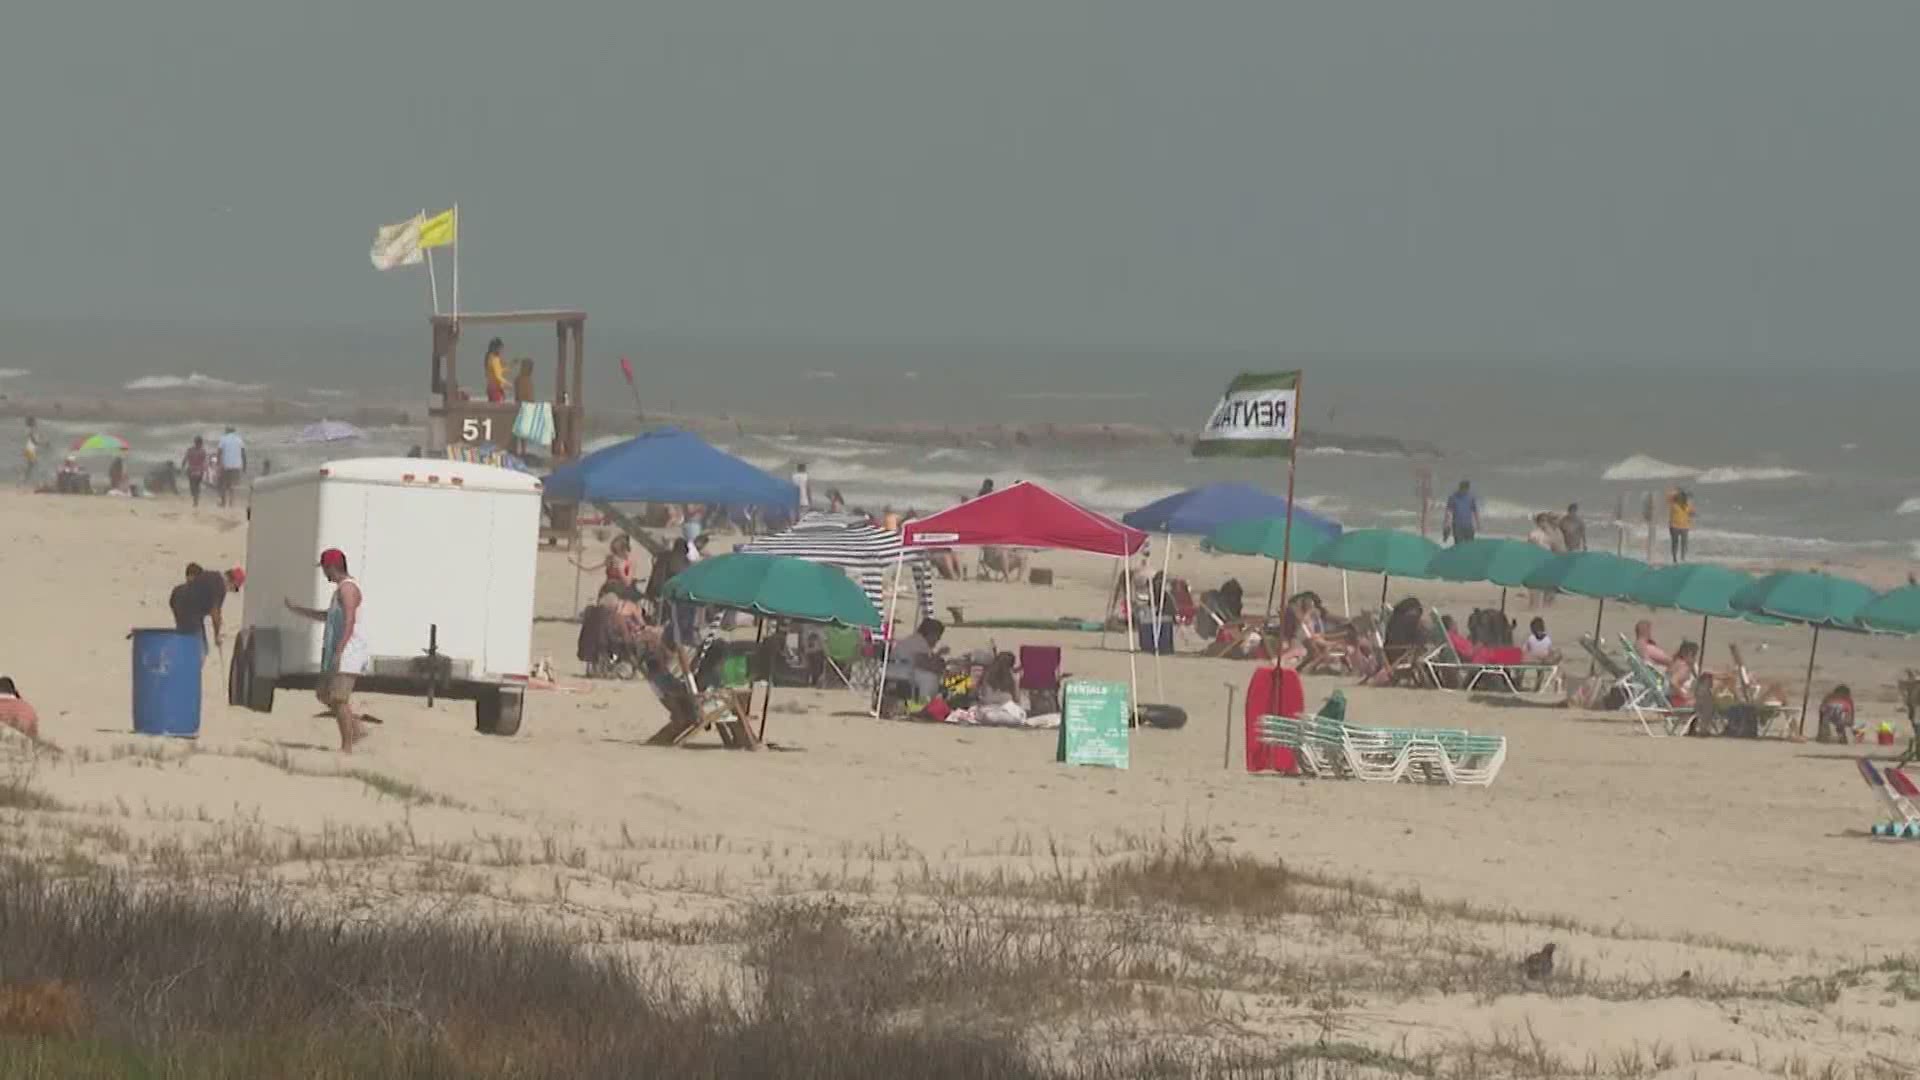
left=418, top=208, right=456, bottom=249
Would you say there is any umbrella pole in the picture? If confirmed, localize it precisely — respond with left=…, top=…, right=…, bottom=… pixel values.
left=1500, top=587, right=1508, bottom=617
left=1699, top=614, right=1710, bottom=661
left=1341, top=571, right=1350, bottom=619
left=1588, top=598, right=1606, bottom=676
left=1379, top=575, right=1390, bottom=609
left=1796, top=626, right=1821, bottom=739
left=1265, top=559, right=1280, bottom=619
left=756, top=618, right=772, bottom=741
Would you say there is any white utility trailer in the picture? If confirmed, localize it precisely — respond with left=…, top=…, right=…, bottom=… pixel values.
left=230, top=458, right=541, bottom=735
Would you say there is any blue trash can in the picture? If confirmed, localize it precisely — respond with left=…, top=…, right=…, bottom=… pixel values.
left=131, top=629, right=203, bottom=737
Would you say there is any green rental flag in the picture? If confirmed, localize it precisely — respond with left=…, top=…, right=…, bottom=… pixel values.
left=1193, top=371, right=1301, bottom=458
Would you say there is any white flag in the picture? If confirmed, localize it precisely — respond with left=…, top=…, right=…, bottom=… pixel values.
left=369, top=214, right=425, bottom=270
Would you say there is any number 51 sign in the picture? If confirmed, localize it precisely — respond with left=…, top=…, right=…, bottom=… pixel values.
left=460, top=416, right=497, bottom=443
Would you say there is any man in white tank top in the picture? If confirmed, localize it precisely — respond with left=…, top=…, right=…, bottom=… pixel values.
left=285, top=547, right=369, bottom=752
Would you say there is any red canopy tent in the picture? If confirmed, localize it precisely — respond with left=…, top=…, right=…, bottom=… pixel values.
left=900, top=482, right=1149, bottom=556
left=882, top=482, right=1149, bottom=721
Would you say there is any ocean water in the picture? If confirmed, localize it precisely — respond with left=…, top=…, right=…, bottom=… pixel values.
left=3, top=323, right=1914, bottom=566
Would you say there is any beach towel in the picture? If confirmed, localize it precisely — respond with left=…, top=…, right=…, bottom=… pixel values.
left=1244, top=665, right=1303, bottom=774
left=512, top=402, right=556, bottom=448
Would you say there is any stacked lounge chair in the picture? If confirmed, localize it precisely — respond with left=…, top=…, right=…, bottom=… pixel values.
left=1257, top=694, right=1507, bottom=786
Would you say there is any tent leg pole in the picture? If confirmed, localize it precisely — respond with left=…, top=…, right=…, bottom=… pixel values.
left=1124, top=553, right=1138, bottom=730
left=873, top=551, right=905, bottom=717
left=1797, top=626, right=1820, bottom=739
left=1101, top=561, right=1120, bottom=650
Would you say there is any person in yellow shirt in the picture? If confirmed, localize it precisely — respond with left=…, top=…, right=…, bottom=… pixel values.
left=484, top=338, right=509, bottom=403
left=1666, top=488, right=1694, bottom=563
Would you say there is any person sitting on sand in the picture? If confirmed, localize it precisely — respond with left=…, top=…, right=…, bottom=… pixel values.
left=0, top=677, right=40, bottom=741
left=55, top=455, right=88, bottom=494
left=979, top=546, right=1028, bottom=582
left=1666, top=641, right=1701, bottom=707
left=1633, top=620, right=1671, bottom=667
left=1816, top=685, right=1857, bottom=744
left=887, top=619, right=949, bottom=701
left=107, top=452, right=128, bottom=494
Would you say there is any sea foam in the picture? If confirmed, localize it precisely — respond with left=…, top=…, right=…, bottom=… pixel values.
left=1693, top=466, right=1806, bottom=485
left=124, top=372, right=265, bottom=393
left=1601, top=454, right=1698, bottom=482
left=1898, top=497, right=1920, bottom=516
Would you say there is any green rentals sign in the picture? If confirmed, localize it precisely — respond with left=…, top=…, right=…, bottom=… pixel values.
left=1056, top=679, right=1130, bottom=769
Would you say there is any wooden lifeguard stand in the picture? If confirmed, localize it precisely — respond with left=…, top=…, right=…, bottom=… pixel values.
left=427, top=310, right=587, bottom=463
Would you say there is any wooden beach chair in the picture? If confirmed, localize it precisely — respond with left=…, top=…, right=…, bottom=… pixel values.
left=642, top=642, right=762, bottom=750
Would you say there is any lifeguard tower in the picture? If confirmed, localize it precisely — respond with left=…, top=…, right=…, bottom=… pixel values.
left=426, top=310, right=587, bottom=463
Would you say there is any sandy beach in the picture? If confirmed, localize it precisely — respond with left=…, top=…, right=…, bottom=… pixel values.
left=3, top=483, right=1916, bottom=1073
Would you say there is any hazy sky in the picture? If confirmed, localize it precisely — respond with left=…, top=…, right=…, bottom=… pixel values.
left=4, top=2, right=1918, bottom=363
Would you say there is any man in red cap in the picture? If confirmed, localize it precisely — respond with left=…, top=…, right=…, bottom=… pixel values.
left=284, top=548, right=368, bottom=752
left=170, top=562, right=245, bottom=653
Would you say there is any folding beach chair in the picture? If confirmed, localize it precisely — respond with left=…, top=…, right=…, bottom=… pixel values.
left=1421, top=612, right=1476, bottom=691
left=1856, top=758, right=1920, bottom=839
left=1018, top=645, right=1066, bottom=716
left=1616, top=634, right=1692, bottom=737
left=1423, top=609, right=1558, bottom=696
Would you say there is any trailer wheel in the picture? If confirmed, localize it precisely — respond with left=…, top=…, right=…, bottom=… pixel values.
left=229, top=633, right=276, bottom=713
left=475, top=688, right=524, bottom=737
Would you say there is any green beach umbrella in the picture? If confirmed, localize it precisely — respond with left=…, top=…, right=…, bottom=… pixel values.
left=1424, top=538, right=1555, bottom=614
left=70, top=434, right=129, bottom=453
left=1205, top=518, right=1329, bottom=617
left=1859, top=586, right=1920, bottom=636
left=1628, top=563, right=1778, bottom=660
left=664, top=553, right=881, bottom=628
left=1207, top=517, right=1329, bottom=562
left=1729, top=571, right=1878, bottom=737
left=1523, top=551, right=1651, bottom=659
left=1310, top=529, right=1441, bottom=607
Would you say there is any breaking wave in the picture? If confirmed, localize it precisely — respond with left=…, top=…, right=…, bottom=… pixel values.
left=1693, top=466, right=1806, bottom=485
left=0, top=367, right=28, bottom=381
left=1897, top=497, right=1920, bottom=516
left=124, top=372, right=265, bottom=393
left=1601, top=455, right=1698, bottom=482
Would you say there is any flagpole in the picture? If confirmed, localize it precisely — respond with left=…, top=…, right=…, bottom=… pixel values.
left=1276, top=373, right=1303, bottom=636
left=451, top=203, right=460, bottom=323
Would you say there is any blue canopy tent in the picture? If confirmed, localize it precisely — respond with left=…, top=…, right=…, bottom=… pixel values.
left=544, top=428, right=798, bottom=509
left=545, top=429, right=799, bottom=610
left=1121, top=482, right=1344, bottom=540
left=1122, top=482, right=1346, bottom=628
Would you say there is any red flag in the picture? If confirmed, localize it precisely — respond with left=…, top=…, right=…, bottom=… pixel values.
left=619, top=356, right=635, bottom=384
